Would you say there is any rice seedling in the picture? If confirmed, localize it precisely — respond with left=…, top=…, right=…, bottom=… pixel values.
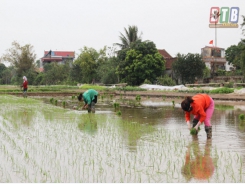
left=101, top=95, right=104, bottom=101
left=62, top=101, right=66, bottom=108
left=135, top=95, right=141, bottom=101
left=50, top=98, right=54, bottom=104
left=190, top=127, right=200, bottom=135
left=110, top=94, right=114, bottom=100
left=113, top=103, right=120, bottom=110
left=239, top=113, right=245, bottom=121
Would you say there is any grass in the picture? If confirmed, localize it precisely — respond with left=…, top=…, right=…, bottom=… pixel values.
left=0, top=84, right=240, bottom=96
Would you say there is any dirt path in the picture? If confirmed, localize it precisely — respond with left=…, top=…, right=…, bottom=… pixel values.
left=8, top=90, right=245, bottom=105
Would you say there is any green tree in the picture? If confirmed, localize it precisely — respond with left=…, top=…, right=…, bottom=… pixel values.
left=0, top=63, right=7, bottom=76
left=42, top=62, right=70, bottom=85
left=97, top=56, right=118, bottom=84
left=241, top=15, right=245, bottom=36
left=35, top=60, right=41, bottom=68
left=0, top=41, right=37, bottom=83
left=225, top=44, right=245, bottom=69
left=69, top=64, right=83, bottom=84
left=172, top=53, right=205, bottom=84
left=203, top=66, right=211, bottom=79
left=1, top=69, right=12, bottom=84
left=116, top=41, right=165, bottom=85
left=0, top=63, right=7, bottom=84
left=74, top=46, right=107, bottom=84
left=33, top=72, right=45, bottom=85
left=115, top=25, right=142, bottom=49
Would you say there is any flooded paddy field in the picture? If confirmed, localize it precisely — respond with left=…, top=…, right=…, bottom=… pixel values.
left=0, top=94, right=245, bottom=182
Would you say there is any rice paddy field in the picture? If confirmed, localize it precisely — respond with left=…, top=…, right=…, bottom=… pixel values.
left=0, top=94, right=244, bottom=182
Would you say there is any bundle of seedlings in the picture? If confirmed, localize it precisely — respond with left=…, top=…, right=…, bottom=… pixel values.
left=190, top=127, right=200, bottom=135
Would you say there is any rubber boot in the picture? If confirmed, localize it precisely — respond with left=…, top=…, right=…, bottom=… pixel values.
left=91, top=102, right=95, bottom=113
left=205, top=126, right=212, bottom=139
left=192, top=118, right=199, bottom=135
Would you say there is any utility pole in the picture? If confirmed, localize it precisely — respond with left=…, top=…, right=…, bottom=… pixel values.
left=211, top=10, right=221, bottom=79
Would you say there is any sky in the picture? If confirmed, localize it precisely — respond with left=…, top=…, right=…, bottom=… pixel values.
left=0, top=0, right=245, bottom=62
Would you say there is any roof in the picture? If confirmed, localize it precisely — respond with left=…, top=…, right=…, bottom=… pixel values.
left=43, top=51, right=75, bottom=57
left=158, top=49, right=176, bottom=70
left=158, top=49, right=172, bottom=58
left=202, top=46, right=225, bottom=50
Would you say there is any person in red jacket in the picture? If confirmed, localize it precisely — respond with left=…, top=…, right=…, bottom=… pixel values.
left=181, top=94, right=214, bottom=139
left=22, top=76, right=28, bottom=98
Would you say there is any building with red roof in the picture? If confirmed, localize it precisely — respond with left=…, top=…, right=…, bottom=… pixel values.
left=158, top=49, right=176, bottom=77
left=40, top=50, right=75, bottom=71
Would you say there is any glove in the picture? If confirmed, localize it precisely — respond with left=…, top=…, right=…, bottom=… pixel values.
left=194, top=121, right=201, bottom=130
left=187, top=121, right=191, bottom=130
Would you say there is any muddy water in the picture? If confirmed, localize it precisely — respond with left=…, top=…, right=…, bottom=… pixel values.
left=0, top=95, right=245, bottom=182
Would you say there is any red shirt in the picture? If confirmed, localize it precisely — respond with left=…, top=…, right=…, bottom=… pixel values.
left=23, top=80, right=28, bottom=89
left=185, top=94, right=211, bottom=123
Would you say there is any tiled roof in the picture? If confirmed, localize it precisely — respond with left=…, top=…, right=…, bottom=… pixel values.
left=158, top=49, right=172, bottom=58
left=44, top=51, right=75, bottom=57
left=158, top=49, right=176, bottom=70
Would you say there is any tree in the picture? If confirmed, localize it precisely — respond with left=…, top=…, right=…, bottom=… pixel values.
left=1, top=69, right=12, bottom=84
left=74, top=46, right=107, bottom=84
left=114, top=25, right=142, bottom=49
left=116, top=41, right=165, bottom=85
left=0, top=41, right=37, bottom=82
left=225, top=44, right=245, bottom=69
left=172, top=53, right=206, bottom=84
left=69, top=64, right=83, bottom=84
left=96, top=56, right=118, bottom=84
left=241, top=15, right=245, bottom=36
left=42, top=62, right=70, bottom=85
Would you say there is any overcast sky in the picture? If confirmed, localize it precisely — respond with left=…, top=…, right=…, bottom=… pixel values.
left=0, top=0, right=245, bottom=61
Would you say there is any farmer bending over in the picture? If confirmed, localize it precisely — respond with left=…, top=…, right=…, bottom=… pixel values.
left=77, top=89, right=98, bottom=113
left=181, top=94, right=214, bottom=139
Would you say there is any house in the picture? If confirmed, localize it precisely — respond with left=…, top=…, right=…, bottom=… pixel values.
left=201, top=46, right=228, bottom=76
left=40, top=50, right=75, bottom=71
left=158, top=49, right=176, bottom=77
left=201, top=46, right=242, bottom=82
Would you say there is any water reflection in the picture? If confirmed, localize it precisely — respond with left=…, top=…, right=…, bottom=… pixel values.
left=238, top=121, right=245, bottom=132
left=78, top=114, right=98, bottom=135
left=181, top=137, right=215, bottom=182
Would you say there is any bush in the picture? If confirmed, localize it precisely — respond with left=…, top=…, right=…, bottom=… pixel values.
left=210, top=87, right=234, bottom=94
left=157, top=75, right=176, bottom=86
left=143, top=79, right=152, bottom=84
left=224, top=82, right=234, bottom=88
